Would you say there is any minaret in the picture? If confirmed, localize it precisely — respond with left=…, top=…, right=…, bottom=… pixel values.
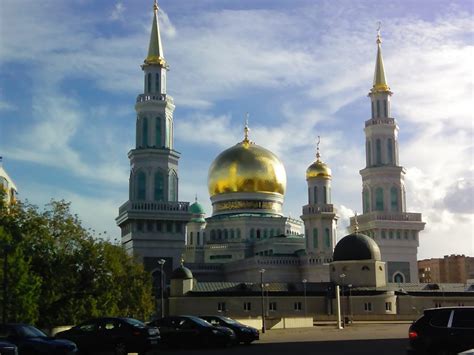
left=301, top=137, right=338, bottom=263
left=350, top=27, right=425, bottom=283
left=116, top=1, right=191, bottom=271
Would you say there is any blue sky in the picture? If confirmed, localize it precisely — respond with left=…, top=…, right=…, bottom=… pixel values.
left=0, top=0, right=472, bottom=259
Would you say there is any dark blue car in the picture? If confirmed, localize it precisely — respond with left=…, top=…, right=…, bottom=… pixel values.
left=0, top=340, right=18, bottom=355
left=0, top=323, right=77, bottom=355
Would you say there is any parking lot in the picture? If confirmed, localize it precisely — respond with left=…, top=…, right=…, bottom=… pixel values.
left=147, top=323, right=410, bottom=355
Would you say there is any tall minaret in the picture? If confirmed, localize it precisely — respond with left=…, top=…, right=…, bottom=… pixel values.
left=301, top=137, right=338, bottom=263
left=116, top=1, right=191, bottom=272
left=349, top=27, right=425, bottom=283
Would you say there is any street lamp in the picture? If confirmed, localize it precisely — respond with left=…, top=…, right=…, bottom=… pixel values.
left=339, top=274, right=346, bottom=327
left=158, top=259, right=166, bottom=318
left=259, top=269, right=266, bottom=333
left=302, top=279, right=307, bottom=318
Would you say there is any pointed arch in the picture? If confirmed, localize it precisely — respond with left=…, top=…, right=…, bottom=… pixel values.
left=387, top=138, right=393, bottom=165
left=154, top=170, right=165, bottom=201
left=155, top=117, right=162, bottom=147
left=168, top=170, right=178, bottom=201
left=313, top=228, right=319, bottom=249
left=324, top=228, right=330, bottom=248
left=390, top=186, right=399, bottom=211
left=136, top=171, right=146, bottom=200
left=376, top=139, right=382, bottom=165
left=375, top=187, right=384, bottom=211
left=142, top=117, right=149, bottom=147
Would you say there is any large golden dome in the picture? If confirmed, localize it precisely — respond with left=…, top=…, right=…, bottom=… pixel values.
left=306, top=159, right=332, bottom=179
left=208, top=140, right=287, bottom=197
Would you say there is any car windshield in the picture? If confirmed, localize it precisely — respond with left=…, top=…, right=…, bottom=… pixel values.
left=187, top=317, right=213, bottom=327
left=18, top=325, right=47, bottom=338
left=219, top=317, right=240, bottom=325
left=123, top=318, right=146, bottom=328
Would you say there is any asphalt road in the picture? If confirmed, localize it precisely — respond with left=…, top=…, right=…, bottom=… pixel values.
left=144, top=324, right=410, bottom=355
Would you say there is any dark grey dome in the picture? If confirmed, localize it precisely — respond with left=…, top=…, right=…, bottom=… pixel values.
left=171, top=266, right=193, bottom=280
left=333, top=233, right=381, bottom=261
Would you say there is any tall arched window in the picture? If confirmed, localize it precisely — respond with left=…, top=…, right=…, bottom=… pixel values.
left=168, top=171, right=177, bottom=201
left=137, top=171, right=146, bottom=200
left=366, top=140, right=372, bottom=166
left=256, top=229, right=261, bottom=239
left=224, top=229, right=228, bottom=239
left=147, top=73, right=152, bottom=93
left=165, top=119, right=170, bottom=148
left=323, top=186, right=327, bottom=204
left=154, top=171, right=164, bottom=201
left=390, top=187, right=398, bottom=211
left=371, top=101, right=375, bottom=119
left=376, top=139, right=382, bottom=165
left=393, top=273, right=404, bottom=283
left=387, top=138, right=393, bottom=165
left=313, top=228, right=318, bottom=249
left=363, top=188, right=370, bottom=213
left=237, top=229, right=241, bottom=238
left=142, top=117, right=148, bottom=147
left=155, top=117, right=162, bottom=147
left=210, top=230, right=216, bottom=240
left=189, top=232, right=193, bottom=245
left=376, top=100, right=380, bottom=117
left=383, top=100, right=388, bottom=117
left=308, top=188, right=310, bottom=203
left=155, top=73, right=160, bottom=94
left=375, top=187, right=384, bottom=211
left=197, top=232, right=200, bottom=245
left=313, top=186, right=318, bottom=204
left=324, top=228, right=330, bottom=248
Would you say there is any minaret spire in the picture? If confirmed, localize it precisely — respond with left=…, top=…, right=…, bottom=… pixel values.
left=243, top=112, right=252, bottom=144
left=316, top=136, right=321, bottom=161
left=371, top=22, right=390, bottom=93
left=145, top=0, right=167, bottom=67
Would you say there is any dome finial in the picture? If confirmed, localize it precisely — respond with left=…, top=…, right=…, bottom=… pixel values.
left=145, top=0, right=167, bottom=67
left=376, top=21, right=382, bottom=44
left=371, top=21, right=390, bottom=93
left=194, top=194, right=198, bottom=202
left=243, top=112, right=251, bottom=144
left=180, top=254, right=185, bottom=266
left=316, top=135, right=321, bottom=161
left=354, top=212, right=359, bottom=233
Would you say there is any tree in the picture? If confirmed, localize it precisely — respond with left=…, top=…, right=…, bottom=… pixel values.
left=0, top=194, right=154, bottom=327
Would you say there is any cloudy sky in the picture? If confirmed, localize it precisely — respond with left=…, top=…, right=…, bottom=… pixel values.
left=0, top=0, right=472, bottom=259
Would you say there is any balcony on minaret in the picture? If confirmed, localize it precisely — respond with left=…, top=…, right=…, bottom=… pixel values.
left=136, top=93, right=174, bottom=104
left=365, top=117, right=396, bottom=127
left=350, top=212, right=422, bottom=226
left=119, top=200, right=190, bottom=214
left=302, top=203, right=335, bottom=215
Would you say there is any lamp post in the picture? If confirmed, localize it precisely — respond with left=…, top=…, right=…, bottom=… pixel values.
left=265, top=283, right=270, bottom=317
left=348, top=284, right=353, bottom=323
left=259, top=269, right=266, bottom=333
left=302, top=279, right=307, bottom=318
left=158, top=259, right=166, bottom=318
left=339, top=273, right=346, bottom=327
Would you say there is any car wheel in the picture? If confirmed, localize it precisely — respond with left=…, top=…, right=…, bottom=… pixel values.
left=114, top=341, right=127, bottom=355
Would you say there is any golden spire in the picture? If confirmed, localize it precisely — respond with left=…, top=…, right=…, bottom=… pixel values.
left=371, top=22, right=390, bottom=93
left=316, top=135, right=321, bottom=161
left=144, top=0, right=167, bottom=67
left=243, top=113, right=252, bottom=144
left=180, top=254, right=185, bottom=266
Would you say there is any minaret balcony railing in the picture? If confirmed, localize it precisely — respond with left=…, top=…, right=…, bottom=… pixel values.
left=353, top=211, right=422, bottom=224
left=136, top=94, right=173, bottom=103
left=365, top=117, right=395, bottom=127
left=302, top=204, right=334, bottom=214
left=119, top=200, right=189, bottom=214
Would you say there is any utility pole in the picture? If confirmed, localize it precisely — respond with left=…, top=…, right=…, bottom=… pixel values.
left=158, top=259, right=166, bottom=318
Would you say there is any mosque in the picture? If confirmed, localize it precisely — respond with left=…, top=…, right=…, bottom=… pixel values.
left=115, top=1, right=425, bottom=288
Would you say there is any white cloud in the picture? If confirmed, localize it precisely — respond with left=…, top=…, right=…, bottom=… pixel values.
left=110, top=2, right=125, bottom=21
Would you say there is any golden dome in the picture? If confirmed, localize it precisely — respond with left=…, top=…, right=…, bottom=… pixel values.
left=208, top=140, right=287, bottom=197
left=306, top=159, right=332, bottom=179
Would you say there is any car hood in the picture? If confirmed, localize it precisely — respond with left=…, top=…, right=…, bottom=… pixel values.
left=27, top=337, right=76, bottom=347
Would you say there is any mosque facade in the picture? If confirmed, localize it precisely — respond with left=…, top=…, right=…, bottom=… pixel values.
left=116, top=2, right=423, bottom=286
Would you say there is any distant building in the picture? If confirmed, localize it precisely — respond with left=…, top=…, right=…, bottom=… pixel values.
left=0, top=158, right=18, bottom=206
left=418, top=255, right=474, bottom=283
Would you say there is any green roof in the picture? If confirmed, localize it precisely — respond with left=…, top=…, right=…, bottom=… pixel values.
left=190, top=201, right=205, bottom=215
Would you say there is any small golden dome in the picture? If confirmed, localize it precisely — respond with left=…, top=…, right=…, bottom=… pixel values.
left=208, top=140, right=287, bottom=197
left=306, top=159, right=332, bottom=179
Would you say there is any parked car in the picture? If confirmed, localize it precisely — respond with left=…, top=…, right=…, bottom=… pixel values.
left=0, top=341, right=18, bottom=355
left=407, top=306, right=474, bottom=355
left=149, top=315, right=236, bottom=348
left=0, top=323, right=77, bottom=355
left=200, top=315, right=259, bottom=344
left=55, top=317, right=159, bottom=355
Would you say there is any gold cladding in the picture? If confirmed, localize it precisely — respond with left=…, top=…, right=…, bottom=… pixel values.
left=208, top=141, right=287, bottom=197
left=213, top=200, right=281, bottom=213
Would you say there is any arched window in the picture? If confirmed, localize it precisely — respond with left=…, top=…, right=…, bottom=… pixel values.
left=362, top=265, right=370, bottom=271
left=376, top=100, right=380, bottom=117
left=313, top=228, right=318, bottom=249
left=197, top=232, right=200, bottom=245
left=313, top=186, right=318, bottom=204
left=383, top=100, right=387, bottom=117
left=250, top=229, right=255, bottom=239
left=224, top=229, right=228, bottom=239
left=263, top=229, right=268, bottom=238
left=189, top=232, right=193, bottom=245
left=387, top=138, right=393, bottom=165
left=363, top=188, right=370, bottom=213
left=155, top=117, right=162, bottom=147
left=390, top=187, right=398, bottom=211
left=393, top=273, right=405, bottom=283
left=165, top=119, right=170, bottom=148
left=154, top=171, right=164, bottom=201
left=366, top=140, right=372, bottom=166
left=237, top=229, right=241, bottom=238
left=147, top=73, right=152, bottom=93
left=210, top=230, right=216, bottom=240
left=308, top=188, right=311, bottom=203
left=376, top=139, right=382, bottom=165
left=155, top=73, right=160, bottom=93
left=217, top=229, right=222, bottom=239
left=256, top=229, right=261, bottom=239
left=230, top=229, right=234, bottom=239
left=168, top=171, right=177, bottom=201
left=324, top=228, right=330, bottom=248
left=375, top=187, right=384, bottom=211
left=136, top=171, right=146, bottom=200
left=142, top=117, right=148, bottom=147
left=323, top=186, right=327, bottom=204
left=371, top=101, right=375, bottom=119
